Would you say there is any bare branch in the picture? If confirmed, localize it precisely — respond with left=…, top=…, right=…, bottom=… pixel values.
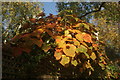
left=79, top=2, right=106, bottom=18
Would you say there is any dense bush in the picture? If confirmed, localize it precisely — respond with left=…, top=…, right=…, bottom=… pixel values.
left=3, top=11, right=119, bottom=79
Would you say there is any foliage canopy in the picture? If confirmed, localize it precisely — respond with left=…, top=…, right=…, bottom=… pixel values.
left=3, top=11, right=119, bottom=79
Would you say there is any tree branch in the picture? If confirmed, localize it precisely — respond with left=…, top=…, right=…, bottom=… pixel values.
left=79, top=2, right=106, bottom=18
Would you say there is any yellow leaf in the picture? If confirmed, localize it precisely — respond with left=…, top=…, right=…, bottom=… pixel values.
left=82, top=23, right=90, bottom=30
left=71, top=60, right=78, bottom=66
left=60, top=55, right=70, bottom=66
left=54, top=51, right=63, bottom=60
left=37, top=29, right=44, bottom=34
left=64, top=30, right=69, bottom=36
left=58, top=40, right=66, bottom=48
left=90, top=52, right=97, bottom=60
left=63, top=44, right=76, bottom=57
left=73, top=38, right=80, bottom=46
left=75, top=33, right=83, bottom=42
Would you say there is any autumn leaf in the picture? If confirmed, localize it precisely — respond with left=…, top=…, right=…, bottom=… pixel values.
left=54, top=51, right=63, bottom=60
left=71, top=60, right=78, bottom=66
left=37, top=29, right=44, bottom=34
left=98, top=63, right=105, bottom=70
left=75, top=33, right=84, bottom=42
left=63, top=44, right=76, bottom=57
left=46, top=23, right=56, bottom=28
left=73, top=38, right=80, bottom=46
left=29, top=18, right=36, bottom=23
left=86, top=60, right=94, bottom=71
left=76, top=45, right=87, bottom=53
left=90, top=52, right=97, bottom=60
left=92, top=43, right=98, bottom=50
left=55, top=48, right=63, bottom=52
left=82, top=23, right=90, bottom=30
left=60, top=55, right=70, bottom=66
left=73, top=23, right=81, bottom=27
left=84, top=52, right=90, bottom=58
left=82, top=33, right=93, bottom=43
left=64, top=30, right=70, bottom=36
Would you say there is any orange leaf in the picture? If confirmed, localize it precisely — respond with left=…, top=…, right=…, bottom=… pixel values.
left=73, top=23, right=81, bottom=27
left=46, top=23, right=56, bottom=28
left=54, top=51, right=63, bottom=60
left=82, top=33, right=93, bottom=43
left=55, top=48, right=62, bottom=52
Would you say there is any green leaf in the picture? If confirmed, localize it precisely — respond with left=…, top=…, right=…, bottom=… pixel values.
left=84, top=52, right=90, bottom=58
left=76, top=45, right=87, bottom=53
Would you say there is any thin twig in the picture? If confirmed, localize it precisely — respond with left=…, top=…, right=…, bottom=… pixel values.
left=79, top=2, right=106, bottom=18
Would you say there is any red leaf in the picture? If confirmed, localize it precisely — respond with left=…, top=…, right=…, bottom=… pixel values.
left=29, top=18, right=36, bottom=23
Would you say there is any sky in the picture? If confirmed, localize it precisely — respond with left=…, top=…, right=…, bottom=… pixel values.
left=42, top=2, right=58, bottom=16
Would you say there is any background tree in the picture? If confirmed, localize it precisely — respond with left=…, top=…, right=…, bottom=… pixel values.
left=92, top=2, right=120, bottom=63
left=56, top=2, right=104, bottom=22
left=2, top=2, right=43, bottom=43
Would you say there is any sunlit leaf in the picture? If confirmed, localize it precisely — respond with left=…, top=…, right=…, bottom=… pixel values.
left=75, top=33, right=83, bottom=42
left=98, top=63, right=105, bottom=70
left=54, top=51, right=63, bottom=60
left=63, top=44, right=76, bottom=57
left=71, top=60, right=78, bottom=66
left=73, top=38, right=80, bottom=46
left=86, top=60, right=94, bottom=71
left=90, top=52, right=97, bottom=60
left=64, top=30, right=69, bottom=36
left=84, top=52, right=90, bottom=58
left=76, top=45, right=87, bottom=53
left=37, top=29, right=44, bottom=34
left=60, top=55, right=70, bottom=66
left=82, top=23, right=90, bottom=30
left=82, top=33, right=93, bottom=43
